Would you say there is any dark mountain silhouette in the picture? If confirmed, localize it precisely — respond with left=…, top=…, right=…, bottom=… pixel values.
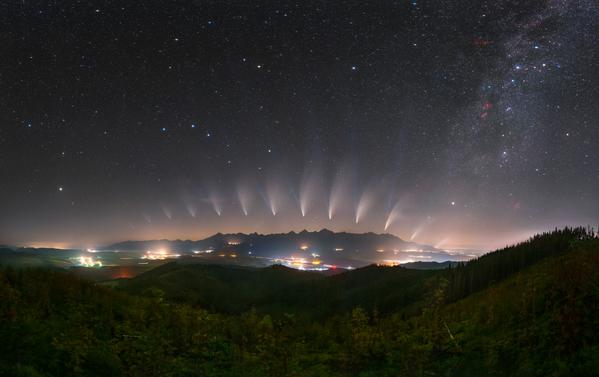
left=106, top=229, right=449, bottom=265
left=400, top=261, right=461, bottom=269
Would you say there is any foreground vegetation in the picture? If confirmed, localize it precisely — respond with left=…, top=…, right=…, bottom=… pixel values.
left=1, top=227, right=597, bottom=376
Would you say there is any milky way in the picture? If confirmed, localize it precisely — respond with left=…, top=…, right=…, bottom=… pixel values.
left=1, top=1, right=598, bottom=249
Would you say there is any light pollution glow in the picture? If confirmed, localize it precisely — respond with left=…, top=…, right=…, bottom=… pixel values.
left=4, top=168, right=596, bottom=251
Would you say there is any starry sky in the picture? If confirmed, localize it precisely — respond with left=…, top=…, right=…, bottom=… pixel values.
left=1, top=0, right=598, bottom=250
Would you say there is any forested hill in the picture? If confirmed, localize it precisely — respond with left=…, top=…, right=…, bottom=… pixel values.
left=119, top=226, right=596, bottom=317
left=444, top=226, right=594, bottom=301
left=0, top=227, right=597, bottom=376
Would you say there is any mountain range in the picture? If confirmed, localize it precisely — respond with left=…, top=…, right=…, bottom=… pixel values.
left=106, top=228, right=460, bottom=265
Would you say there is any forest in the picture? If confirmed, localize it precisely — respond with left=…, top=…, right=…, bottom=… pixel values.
left=1, top=227, right=597, bottom=376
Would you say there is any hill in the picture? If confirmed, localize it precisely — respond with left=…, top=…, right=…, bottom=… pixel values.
left=0, top=227, right=597, bottom=376
left=122, top=263, right=323, bottom=313
left=119, top=260, right=437, bottom=317
left=412, top=236, right=599, bottom=376
left=401, top=261, right=460, bottom=269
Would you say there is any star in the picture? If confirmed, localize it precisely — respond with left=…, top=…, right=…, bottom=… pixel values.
left=58, top=187, right=64, bottom=192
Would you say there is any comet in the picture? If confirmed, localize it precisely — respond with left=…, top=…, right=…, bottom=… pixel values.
left=328, top=169, right=347, bottom=220
left=410, top=225, right=424, bottom=241
left=209, top=194, right=222, bottom=216
left=410, top=216, right=434, bottom=241
left=264, top=181, right=285, bottom=216
left=181, top=191, right=197, bottom=218
left=185, top=202, right=197, bottom=218
left=299, top=188, right=308, bottom=217
left=328, top=188, right=342, bottom=220
left=299, top=167, right=320, bottom=217
left=268, top=199, right=277, bottom=216
left=355, top=190, right=374, bottom=224
left=435, top=238, right=450, bottom=250
left=161, top=203, right=172, bottom=220
left=384, top=213, right=397, bottom=231
left=236, top=185, right=252, bottom=216
left=384, top=196, right=410, bottom=231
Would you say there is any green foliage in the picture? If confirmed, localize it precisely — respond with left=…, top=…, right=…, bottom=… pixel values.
left=0, top=228, right=597, bottom=376
left=444, top=226, right=595, bottom=302
left=120, top=260, right=436, bottom=318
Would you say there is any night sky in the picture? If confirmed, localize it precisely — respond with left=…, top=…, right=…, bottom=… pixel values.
left=2, top=0, right=598, bottom=250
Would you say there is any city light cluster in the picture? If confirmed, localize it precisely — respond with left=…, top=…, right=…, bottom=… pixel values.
left=274, top=256, right=325, bottom=271
left=76, top=256, right=102, bottom=268
left=141, top=250, right=181, bottom=260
